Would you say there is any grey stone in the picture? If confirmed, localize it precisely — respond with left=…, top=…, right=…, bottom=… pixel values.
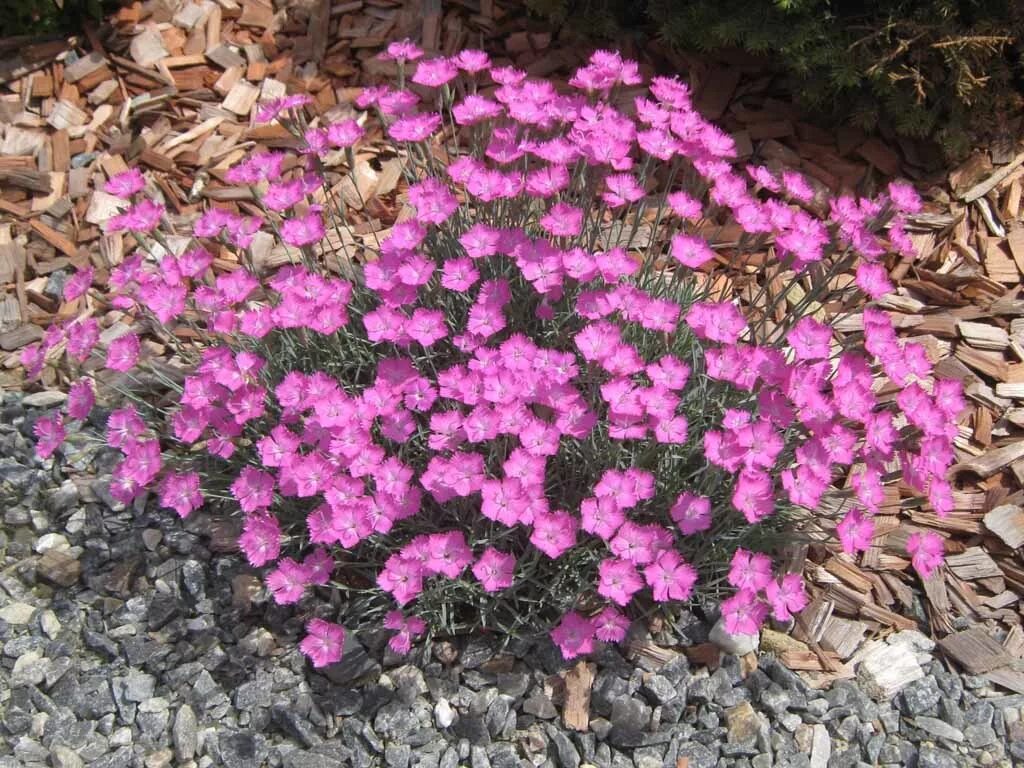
left=917, top=744, right=960, bottom=768
left=640, top=674, right=678, bottom=705
left=898, top=676, right=942, bottom=716
left=523, top=693, right=558, bottom=720
left=434, top=699, right=456, bottom=728
left=496, top=672, right=530, bottom=699
left=88, top=747, right=134, bottom=768
left=123, top=670, right=156, bottom=702
left=965, top=723, right=997, bottom=748
left=608, top=696, right=650, bottom=746
left=235, top=677, right=273, bottom=710
left=674, top=742, right=717, bottom=768
left=172, top=704, right=197, bottom=761
left=487, top=743, right=519, bottom=768
left=545, top=724, right=580, bottom=768
left=219, top=731, right=261, bottom=768
left=914, top=716, right=964, bottom=743
left=808, top=723, right=830, bottom=768
left=49, top=745, right=84, bottom=768
left=385, top=744, right=411, bottom=768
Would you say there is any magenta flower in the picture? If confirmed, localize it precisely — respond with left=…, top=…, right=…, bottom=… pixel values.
left=530, top=510, right=578, bottom=559
left=266, top=558, right=310, bottom=604
left=765, top=573, right=808, bottom=622
left=597, top=557, right=645, bottom=606
left=727, top=549, right=773, bottom=592
left=383, top=610, right=427, bottom=655
left=105, top=333, right=140, bottom=372
left=644, top=550, right=697, bottom=602
left=550, top=612, right=596, bottom=660
left=836, top=508, right=874, bottom=555
left=67, top=379, right=95, bottom=420
left=540, top=202, right=583, bottom=238
left=299, top=618, right=346, bottom=668
left=105, top=199, right=164, bottom=233
left=472, top=548, right=516, bottom=592
left=159, top=471, right=203, bottom=519
left=593, top=606, right=630, bottom=643
left=231, top=467, right=275, bottom=513
left=34, top=413, right=65, bottom=459
left=63, top=267, right=94, bottom=301
left=671, top=234, right=714, bottom=269
left=104, top=168, right=146, bottom=197
left=906, top=531, right=945, bottom=578
left=670, top=493, right=712, bottom=535
left=281, top=212, right=324, bottom=247
left=412, top=57, right=459, bottom=88
left=721, top=590, right=768, bottom=636
left=379, top=39, right=424, bottom=63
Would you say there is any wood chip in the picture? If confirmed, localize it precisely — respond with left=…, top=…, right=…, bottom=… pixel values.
left=984, top=504, right=1024, bottom=549
left=939, top=627, right=1014, bottom=674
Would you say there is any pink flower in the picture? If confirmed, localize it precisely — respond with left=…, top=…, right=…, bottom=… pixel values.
left=685, top=301, right=746, bottom=345
left=727, top=549, right=773, bottom=592
left=67, top=379, right=95, bottom=420
left=281, top=212, right=323, bottom=247
left=408, top=178, right=458, bottom=225
left=380, top=39, right=424, bottom=62
left=592, top=606, right=630, bottom=643
left=104, top=168, right=146, bottom=197
left=836, top=508, right=874, bottom=554
left=530, top=510, right=578, bottom=559
left=377, top=555, right=424, bottom=606
left=906, top=531, right=945, bottom=578
left=855, top=262, right=893, bottom=299
left=765, top=573, right=808, bottom=622
left=412, top=57, right=459, bottom=87
left=472, top=547, right=516, bottom=592
left=63, top=267, right=94, bottom=301
left=267, top=557, right=310, bottom=604
left=159, top=471, right=203, bottom=518
left=389, top=114, right=442, bottom=143
left=105, top=333, right=140, bottom=372
left=550, top=612, right=596, bottom=660
left=106, top=199, right=164, bottom=233
left=238, top=512, right=282, bottom=567
left=540, top=202, right=583, bottom=238
left=644, top=550, right=697, bottom=602
left=786, top=317, right=832, bottom=361
left=597, top=557, right=645, bottom=606
left=721, top=590, right=768, bottom=636
left=34, top=413, right=65, bottom=459
left=327, top=119, right=365, bottom=148
left=383, top=610, right=427, bottom=654
left=299, top=618, right=346, bottom=668
left=670, top=493, right=712, bottom=535
left=671, top=234, right=714, bottom=269
left=231, top=467, right=275, bottom=513
left=888, top=181, right=922, bottom=214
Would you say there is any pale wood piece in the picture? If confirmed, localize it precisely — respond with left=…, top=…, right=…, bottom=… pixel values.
left=984, top=504, right=1024, bottom=549
left=855, top=641, right=923, bottom=699
left=561, top=661, right=595, bottom=732
left=939, top=627, right=1014, bottom=674
left=221, top=81, right=260, bottom=116
left=130, top=28, right=170, bottom=67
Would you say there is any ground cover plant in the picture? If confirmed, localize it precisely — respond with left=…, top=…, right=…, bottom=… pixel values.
left=25, top=46, right=962, bottom=668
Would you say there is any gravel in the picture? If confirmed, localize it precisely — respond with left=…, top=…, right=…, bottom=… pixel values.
left=0, top=390, right=1019, bottom=768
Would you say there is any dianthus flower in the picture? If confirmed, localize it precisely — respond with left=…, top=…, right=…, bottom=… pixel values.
left=727, top=548, right=773, bottom=592
left=764, top=573, right=808, bottom=622
left=472, top=547, right=516, bottom=592
left=906, top=531, right=945, bottom=578
left=550, top=612, right=596, bottom=659
left=299, top=618, right=345, bottom=668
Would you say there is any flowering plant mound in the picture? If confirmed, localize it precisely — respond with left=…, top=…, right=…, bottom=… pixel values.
left=27, top=45, right=962, bottom=665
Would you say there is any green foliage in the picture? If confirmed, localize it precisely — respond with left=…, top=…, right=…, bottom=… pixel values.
left=6, top=0, right=108, bottom=37
left=529, top=0, right=1024, bottom=158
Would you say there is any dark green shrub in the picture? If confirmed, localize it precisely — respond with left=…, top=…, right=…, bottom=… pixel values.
left=528, top=0, right=1024, bottom=157
left=7, top=0, right=108, bottom=37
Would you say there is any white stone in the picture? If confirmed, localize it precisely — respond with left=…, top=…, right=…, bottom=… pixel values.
left=710, top=618, right=758, bottom=656
left=809, top=723, right=831, bottom=768
left=34, top=533, right=70, bottom=554
left=855, top=641, right=924, bottom=699
left=434, top=698, right=456, bottom=728
left=887, top=629, right=936, bottom=654
left=39, top=610, right=61, bottom=639
left=21, top=391, right=67, bottom=408
left=0, top=602, right=36, bottom=625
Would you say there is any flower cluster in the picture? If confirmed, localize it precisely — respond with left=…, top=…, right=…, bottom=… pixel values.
left=28, top=44, right=960, bottom=666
